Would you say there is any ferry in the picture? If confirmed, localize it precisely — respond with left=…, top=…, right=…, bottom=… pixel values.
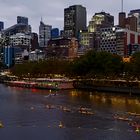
left=113, top=115, right=132, bottom=121
left=35, top=78, right=74, bottom=90
left=5, top=78, right=74, bottom=90
left=127, top=112, right=140, bottom=116
left=6, top=81, right=37, bottom=88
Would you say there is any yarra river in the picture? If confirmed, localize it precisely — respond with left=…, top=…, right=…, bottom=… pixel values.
left=0, top=84, right=140, bottom=140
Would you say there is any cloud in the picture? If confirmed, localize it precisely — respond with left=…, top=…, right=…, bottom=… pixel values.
left=0, top=0, right=139, bottom=33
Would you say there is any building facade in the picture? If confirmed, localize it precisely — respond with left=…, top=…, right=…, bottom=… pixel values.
left=17, top=16, right=28, bottom=25
left=3, top=46, right=14, bottom=67
left=47, top=37, right=79, bottom=59
left=0, top=21, right=4, bottom=31
left=116, top=28, right=140, bottom=56
left=39, top=21, right=52, bottom=48
left=119, top=12, right=137, bottom=32
left=99, top=26, right=140, bottom=57
left=64, top=5, right=86, bottom=38
left=3, top=24, right=31, bottom=36
left=88, top=12, right=114, bottom=33
left=29, top=49, right=45, bottom=61
left=51, top=28, right=59, bottom=39
left=79, top=30, right=95, bottom=51
left=10, top=33, right=31, bottom=50
left=31, top=32, right=39, bottom=50
left=128, top=9, right=140, bottom=32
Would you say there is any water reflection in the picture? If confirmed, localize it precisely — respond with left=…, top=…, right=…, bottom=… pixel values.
left=0, top=85, right=140, bottom=140
left=70, top=90, right=140, bottom=113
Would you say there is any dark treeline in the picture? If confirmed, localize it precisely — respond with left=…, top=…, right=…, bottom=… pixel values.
left=9, top=51, right=140, bottom=80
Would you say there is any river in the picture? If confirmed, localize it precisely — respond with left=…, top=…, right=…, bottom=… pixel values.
left=0, top=84, right=140, bottom=140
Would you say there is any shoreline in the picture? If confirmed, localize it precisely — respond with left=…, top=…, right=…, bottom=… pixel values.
left=73, top=79, right=140, bottom=95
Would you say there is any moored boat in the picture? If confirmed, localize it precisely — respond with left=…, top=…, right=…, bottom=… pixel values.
left=5, top=78, right=74, bottom=90
left=6, top=81, right=37, bottom=88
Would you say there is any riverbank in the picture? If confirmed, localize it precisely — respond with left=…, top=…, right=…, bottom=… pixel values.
left=73, top=79, right=140, bottom=95
left=1, top=74, right=140, bottom=94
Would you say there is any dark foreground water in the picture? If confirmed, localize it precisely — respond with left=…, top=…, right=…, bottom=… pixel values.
left=0, top=84, right=140, bottom=140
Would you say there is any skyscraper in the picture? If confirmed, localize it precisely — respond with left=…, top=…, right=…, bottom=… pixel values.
left=39, top=21, right=52, bottom=48
left=17, top=16, right=28, bottom=25
left=88, top=12, right=114, bottom=32
left=64, top=5, right=86, bottom=38
left=51, top=28, right=59, bottom=39
left=118, top=12, right=137, bottom=32
left=0, top=21, right=4, bottom=31
left=128, top=9, right=140, bottom=32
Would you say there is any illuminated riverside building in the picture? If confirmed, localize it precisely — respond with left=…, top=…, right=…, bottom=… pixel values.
left=99, top=26, right=140, bottom=57
left=64, top=5, right=86, bottom=38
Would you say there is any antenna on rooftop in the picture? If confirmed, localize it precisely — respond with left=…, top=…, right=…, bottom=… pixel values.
left=121, top=0, right=124, bottom=12
left=41, top=17, right=43, bottom=22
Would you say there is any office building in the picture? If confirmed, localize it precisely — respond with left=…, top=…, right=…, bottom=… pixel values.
left=99, top=26, right=140, bottom=57
left=119, top=12, right=137, bottom=32
left=10, top=33, right=31, bottom=50
left=64, top=5, right=86, bottom=38
left=31, top=33, right=39, bottom=50
left=3, top=24, right=31, bottom=36
left=39, top=21, right=52, bottom=48
left=79, top=30, right=95, bottom=51
left=3, top=46, right=14, bottom=67
left=0, top=21, right=4, bottom=31
left=29, top=49, right=45, bottom=61
left=47, top=37, right=79, bottom=59
left=88, top=12, right=114, bottom=33
left=128, top=9, right=140, bottom=32
left=51, top=28, right=59, bottom=39
left=17, top=16, right=28, bottom=25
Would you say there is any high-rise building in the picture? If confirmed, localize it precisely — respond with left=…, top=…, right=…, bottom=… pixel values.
left=31, top=33, right=39, bottom=50
left=79, top=30, right=95, bottom=51
left=3, top=24, right=31, bottom=36
left=118, top=12, right=137, bottom=32
left=51, top=28, right=59, bottom=39
left=128, top=9, right=140, bottom=32
left=88, top=12, right=114, bottom=33
left=99, top=26, right=140, bottom=57
left=10, top=33, right=31, bottom=51
left=64, top=5, right=86, bottom=38
left=0, top=21, right=4, bottom=31
left=17, top=16, right=28, bottom=25
left=3, top=46, right=14, bottom=67
left=39, top=21, right=52, bottom=48
left=47, top=37, right=78, bottom=59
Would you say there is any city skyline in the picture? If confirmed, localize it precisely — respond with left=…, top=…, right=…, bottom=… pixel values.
left=0, top=0, right=140, bottom=33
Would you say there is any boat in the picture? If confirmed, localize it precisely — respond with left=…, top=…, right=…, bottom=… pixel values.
left=78, top=107, right=94, bottom=115
left=35, top=78, right=74, bottom=90
left=127, top=112, right=140, bottom=116
left=6, top=81, right=37, bottom=89
left=113, top=115, right=132, bottom=121
left=5, top=78, right=74, bottom=90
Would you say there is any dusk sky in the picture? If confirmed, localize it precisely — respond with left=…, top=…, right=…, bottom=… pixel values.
left=0, top=0, right=140, bottom=33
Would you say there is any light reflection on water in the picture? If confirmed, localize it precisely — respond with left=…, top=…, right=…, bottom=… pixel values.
left=0, top=84, right=140, bottom=140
